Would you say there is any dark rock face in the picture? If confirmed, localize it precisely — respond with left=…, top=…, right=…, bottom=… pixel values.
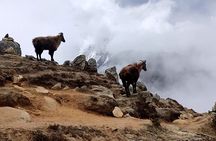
left=156, top=108, right=180, bottom=122
left=0, top=91, right=31, bottom=107
left=86, top=58, right=97, bottom=73
left=71, top=55, right=97, bottom=73
left=63, top=60, right=70, bottom=67
left=71, top=55, right=87, bottom=70
left=0, top=34, right=21, bottom=56
left=105, top=66, right=119, bottom=83
left=84, top=95, right=118, bottom=116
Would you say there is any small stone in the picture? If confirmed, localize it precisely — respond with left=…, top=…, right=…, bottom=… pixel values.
left=42, top=96, right=59, bottom=111
left=13, top=75, right=24, bottom=84
left=75, top=85, right=89, bottom=93
left=51, top=83, right=62, bottom=90
left=13, top=85, right=26, bottom=91
left=63, top=86, right=70, bottom=90
left=35, top=86, right=49, bottom=94
left=112, top=107, right=123, bottom=118
left=25, top=55, right=36, bottom=60
left=123, top=113, right=131, bottom=118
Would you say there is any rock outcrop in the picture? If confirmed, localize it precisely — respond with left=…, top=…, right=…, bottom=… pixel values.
left=105, top=66, right=119, bottom=83
left=0, top=91, right=31, bottom=107
left=70, top=55, right=97, bottom=73
left=83, top=95, right=118, bottom=116
left=0, top=34, right=21, bottom=56
left=0, top=54, right=213, bottom=140
left=71, top=55, right=87, bottom=70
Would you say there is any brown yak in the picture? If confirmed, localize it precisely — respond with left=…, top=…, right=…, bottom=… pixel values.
left=119, top=60, right=147, bottom=97
left=32, top=33, right=65, bottom=61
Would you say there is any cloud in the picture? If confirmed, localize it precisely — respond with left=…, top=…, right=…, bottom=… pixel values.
left=0, top=0, right=216, bottom=112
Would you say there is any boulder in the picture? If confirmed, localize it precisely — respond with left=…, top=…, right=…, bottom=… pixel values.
left=156, top=108, right=181, bottom=122
left=71, top=55, right=87, bottom=70
left=86, top=58, right=97, bottom=73
left=42, top=96, right=60, bottom=111
left=90, top=85, right=113, bottom=98
left=84, top=95, right=118, bottom=116
left=0, top=107, right=31, bottom=123
left=112, top=107, right=123, bottom=118
left=105, top=66, right=119, bottom=83
left=0, top=91, right=31, bottom=107
left=0, top=34, right=21, bottom=56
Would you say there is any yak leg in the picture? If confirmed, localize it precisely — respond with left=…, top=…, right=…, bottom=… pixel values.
left=121, top=79, right=127, bottom=95
left=121, top=79, right=130, bottom=96
left=39, top=50, right=43, bottom=61
left=125, top=81, right=131, bottom=97
left=132, top=82, right=137, bottom=93
left=35, top=48, right=43, bottom=61
left=49, top=50, right=54, bottom=61
left=36, top=53, right=39, bottom=61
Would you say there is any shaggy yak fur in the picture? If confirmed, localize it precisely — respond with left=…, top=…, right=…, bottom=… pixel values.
left=32, top=33, right=65, bottom=61
left=119, top=60, right=147, bottom=97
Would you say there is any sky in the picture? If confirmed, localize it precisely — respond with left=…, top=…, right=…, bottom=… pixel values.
left=0, top=0, right=216, bottom=112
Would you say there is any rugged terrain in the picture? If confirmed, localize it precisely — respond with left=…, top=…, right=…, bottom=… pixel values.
left=0, top=54, right=215, bottom=141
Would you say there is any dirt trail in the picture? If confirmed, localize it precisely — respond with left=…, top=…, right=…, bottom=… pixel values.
left=0, top=87, right=151, bottom=130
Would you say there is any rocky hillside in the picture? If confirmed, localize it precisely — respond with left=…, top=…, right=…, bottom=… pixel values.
left=0, top=54, right=215, bottom=141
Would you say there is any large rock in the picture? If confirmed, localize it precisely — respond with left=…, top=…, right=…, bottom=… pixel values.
left=90, top=85, right=113, bottom=98
left=105, top=66, right=119, bottom=83
left=0, top=91, right=31, bottom=107
left=42, top=96, right=60, bottom=111
left=156, top=108, right=181, bottom=122
left=86, top=58, right=97, bottom=73
left=0, top=34, right=21, bottom=56
left=116, top=91, right=191, bottom=122
left=71, top=55, right=87, bottom=70
left=112, top=107, right=123, bottom=118
left=0, top=107, right=31, bottom=123
left=84, top=95, right=118, bottom=116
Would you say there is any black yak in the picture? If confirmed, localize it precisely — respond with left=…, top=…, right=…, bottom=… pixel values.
left=32, top=33, right=65, bottom=61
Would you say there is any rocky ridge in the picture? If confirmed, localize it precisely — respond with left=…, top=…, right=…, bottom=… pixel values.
left=0, top=54, right=215, bottom=141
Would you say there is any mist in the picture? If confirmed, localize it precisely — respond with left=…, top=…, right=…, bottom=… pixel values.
left=0, top=0, right=216, bottom=112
